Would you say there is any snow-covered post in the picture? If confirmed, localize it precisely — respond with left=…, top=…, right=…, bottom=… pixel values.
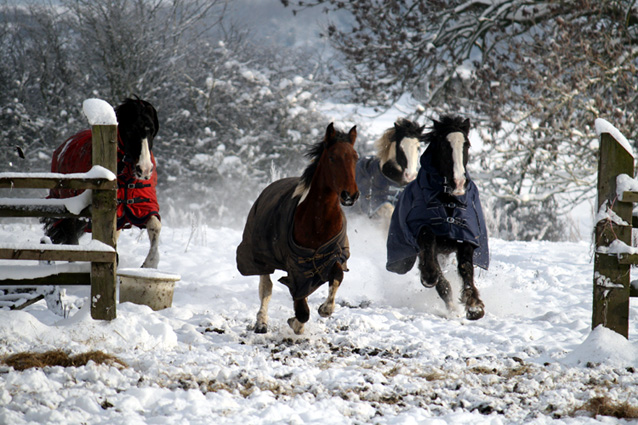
left=83, top=99, right=118, bottom=321
left=593, top=119, right=634, bottom=338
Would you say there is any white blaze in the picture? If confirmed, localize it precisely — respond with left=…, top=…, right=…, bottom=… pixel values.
left=401, top=137, right=420, bottom=183
left=447, top=132, right=466, bottom=196
left=138, top=137, right=153, bottom=180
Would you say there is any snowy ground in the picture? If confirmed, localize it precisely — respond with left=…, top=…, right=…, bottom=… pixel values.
left=1, top=216, right=638, bottom=424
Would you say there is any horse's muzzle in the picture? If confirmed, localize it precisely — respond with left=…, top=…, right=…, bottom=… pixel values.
left=135, top=165, right=154, bottom=181
left=452, top=177, right=467, bottom=196
left=340, top=190, right=360, bottom=207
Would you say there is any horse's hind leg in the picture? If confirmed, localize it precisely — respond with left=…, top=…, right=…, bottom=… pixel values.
left=417, top=231, right=454, bottom=312
left=141, top=216, right=161, bottom=268
left=318, top=262, right=344, bottom=318
left=255, top=275, right=273, bottom=334
left=457, top=243, right=484, bottom=320
left=287, top=298, right=310, bottom=335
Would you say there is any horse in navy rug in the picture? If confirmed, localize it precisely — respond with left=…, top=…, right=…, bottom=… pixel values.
left=386, top=115, right=489, bottom=320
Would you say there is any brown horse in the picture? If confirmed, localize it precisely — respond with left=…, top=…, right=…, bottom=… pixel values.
left=236, top=123, right=359, bottom=334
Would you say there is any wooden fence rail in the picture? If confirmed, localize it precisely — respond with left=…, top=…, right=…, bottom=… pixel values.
left=0, top=124, right=118, bottom=320
left=593, top=131, right=638, bottom=338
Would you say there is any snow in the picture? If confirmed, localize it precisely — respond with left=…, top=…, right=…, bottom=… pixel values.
left=595, top=238, right=638, bottom=255
left=0, top=238, right=113, bottom=253
left=82, top=98, right=117, bottom=126
left=617, top=174, right=638, bottom=200
left=595, top=118, right=633, bottom=158
left=0, top=190, right=92, bottom=216
left=1, top=218, right=638, bottom=424
left=2, top=263, right=89, bottom=280
left=0, top=166, right=116, bottom=182
left=562, top=326, right=638, bottom=367
left=594, top=200, right=629, bottom=226
left=117, top=268, right=180, bottom=281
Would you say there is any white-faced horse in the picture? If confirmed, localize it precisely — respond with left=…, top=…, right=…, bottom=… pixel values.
left=386, top=116, right=489, bottom=320
left=43, top=97, right=161, bottom=268
left=354, top=118, right=424, bottom=227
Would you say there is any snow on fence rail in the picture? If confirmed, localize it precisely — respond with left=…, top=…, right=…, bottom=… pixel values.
left=593, top=118, right=638, bottom=338
left=0, top=120, right=118, bottom=320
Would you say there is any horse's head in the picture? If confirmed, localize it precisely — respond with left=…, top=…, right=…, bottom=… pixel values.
left=376, top=118, right=424, bottom=185
left=426, top=116, right=471, bottom=196
left=323, top=123, right=360, bottom=206
left=115, top=97, right=159, bottom=180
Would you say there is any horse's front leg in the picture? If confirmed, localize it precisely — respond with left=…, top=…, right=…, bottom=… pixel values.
left=287, top=297, right=310, bottom=335
left=318, top=262, right=344, bottom=318
left=255, top=275, right=273, bottom=334
left=417, top=230, right=454, bottom=311
left=457, top=242, right=484, bottom=320
left=141, top=216, right=161, bottom=268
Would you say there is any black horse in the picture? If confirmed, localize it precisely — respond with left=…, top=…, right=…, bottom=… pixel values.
left=354, top=118, right=424, bottom=226
left=386, top=116, right=489, bottom=320
left=42, top=97, right=162, bottom=268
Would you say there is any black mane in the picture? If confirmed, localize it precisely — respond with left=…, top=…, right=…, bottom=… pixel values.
left=393, top=118, right=425, bottom=142
left=423, top=115, right=470, bottom=144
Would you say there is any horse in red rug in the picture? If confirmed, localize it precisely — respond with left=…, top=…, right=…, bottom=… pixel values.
left=43, top=97, right=162, bottom=268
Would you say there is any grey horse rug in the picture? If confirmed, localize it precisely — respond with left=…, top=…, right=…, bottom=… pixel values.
left=236, top=177, right=350, bottom=300
left=386, top=146, right=489, bottom=274
left=354, top=156, right=403, bottom=217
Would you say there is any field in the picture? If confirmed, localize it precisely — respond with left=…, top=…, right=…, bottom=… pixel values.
left=1, top=217, right=638, bottom=424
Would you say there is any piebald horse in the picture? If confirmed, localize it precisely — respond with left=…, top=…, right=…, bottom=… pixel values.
left=237, top=123, right=359, bottom=334
left=386, top=116, right=489, bottom=320
left=354, top=118, right=423, bottom=227
left=43, top=97, right=161, bottom=268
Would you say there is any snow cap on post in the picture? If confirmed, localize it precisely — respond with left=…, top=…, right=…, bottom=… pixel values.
left=82, top=98, right=118, bottom=126
left=595, top=118, right=633, bottom=158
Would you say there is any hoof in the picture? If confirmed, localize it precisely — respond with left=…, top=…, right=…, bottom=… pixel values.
left=318, top=304, right=333, bottom=318
left=287, top=317, right=305, bottom=335
left=420, top=276, right=437, bottom=288
left=466, top=306, right=485, bottom=320
left=254, top=323, right=267, bottom=334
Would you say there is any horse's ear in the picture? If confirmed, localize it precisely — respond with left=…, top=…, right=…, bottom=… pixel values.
left=325, top=123, right=336, bottom=142
left=461, top=118, right=470, bottom=133
left=348, top=126, right=357, bottom=145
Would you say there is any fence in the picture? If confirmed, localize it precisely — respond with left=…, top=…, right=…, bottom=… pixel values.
left=0, top=124, right=118, bottom=320
left=593, top=130, right=638, bottom=338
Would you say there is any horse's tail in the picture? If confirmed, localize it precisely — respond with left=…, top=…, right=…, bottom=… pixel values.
left=41, top=216, right=88, bottom=245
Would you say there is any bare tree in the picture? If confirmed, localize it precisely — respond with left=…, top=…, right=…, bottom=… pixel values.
left=63, top=0, right=228, bottom=101
left=283, top=0, right=638, bottom=240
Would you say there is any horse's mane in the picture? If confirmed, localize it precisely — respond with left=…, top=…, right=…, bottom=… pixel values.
left=374, top=127, right=396, bottom=164
left=423, top=115, right=470, bottom=145
left=374, top=118, right=424, bottom=163
left=293, top=128, right=349, bottom=201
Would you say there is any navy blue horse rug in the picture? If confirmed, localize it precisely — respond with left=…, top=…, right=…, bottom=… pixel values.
left=386, top=144, right=489, bottom=274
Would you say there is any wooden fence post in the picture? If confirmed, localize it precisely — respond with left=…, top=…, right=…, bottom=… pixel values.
left=90, top=124, right=118, bottom=320
left=592, top=132, right=634, bottom=338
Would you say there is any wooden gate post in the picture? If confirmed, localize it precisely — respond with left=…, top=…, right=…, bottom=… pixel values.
left=592, top=132, right=634, bottom=338
left=90, top=124, right=118, bottom=320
